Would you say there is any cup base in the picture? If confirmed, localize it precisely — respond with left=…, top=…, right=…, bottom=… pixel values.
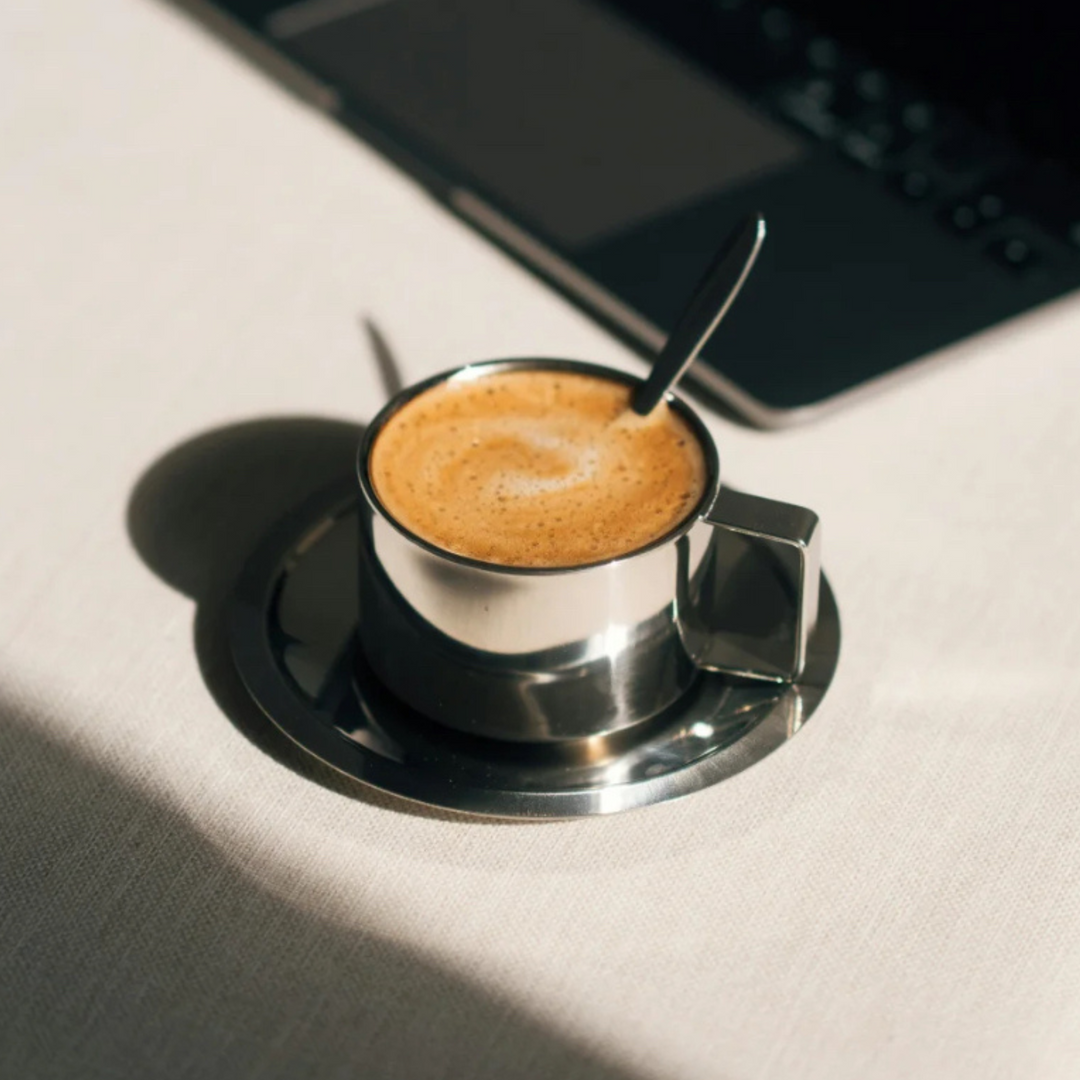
left=227, top=480, right=841, bottom=819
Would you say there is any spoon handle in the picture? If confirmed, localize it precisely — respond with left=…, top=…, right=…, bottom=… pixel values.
left=631, top=212, right=766, bottom=416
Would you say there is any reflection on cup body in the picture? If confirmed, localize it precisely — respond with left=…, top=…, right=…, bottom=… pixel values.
left=356, top=359, right=820, bottom=743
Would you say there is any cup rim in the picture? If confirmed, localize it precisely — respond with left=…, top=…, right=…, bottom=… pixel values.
left=356, top=357, right=722, bottom=576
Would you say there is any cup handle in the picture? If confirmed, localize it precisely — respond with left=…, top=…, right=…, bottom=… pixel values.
left=678, top=487, right=821, bottom=683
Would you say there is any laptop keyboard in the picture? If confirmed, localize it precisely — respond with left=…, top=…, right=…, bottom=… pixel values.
left=659, top=0, right=1080, bottom=278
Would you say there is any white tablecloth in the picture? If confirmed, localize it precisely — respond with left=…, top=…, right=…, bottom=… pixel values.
left=4, top=3, right=1080, bottom=1077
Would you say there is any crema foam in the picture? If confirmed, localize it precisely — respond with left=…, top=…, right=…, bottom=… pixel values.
left=369, top=368, right=708, bottom=567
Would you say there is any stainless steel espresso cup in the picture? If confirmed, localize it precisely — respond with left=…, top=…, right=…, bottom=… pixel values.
left=357, top=359, right=821, bottom=743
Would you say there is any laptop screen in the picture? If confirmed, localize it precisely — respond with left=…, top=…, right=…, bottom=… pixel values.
left=233, top=0, right=1080, bottom=176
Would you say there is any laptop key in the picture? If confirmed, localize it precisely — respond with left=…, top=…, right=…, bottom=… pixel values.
left=841, top=131, right=883, bottom=169
left=900, top=101, right=936, bottom=135
left=806, top=36, right=840, bottom=72
left=942, top=191, right=1007, bottom=234
left=759, top=6, right=797, bottom=44
left=944, top=203, right=981, bottom=233
left=893, top=169, right=936, bottom=201
left=777, top=87, right=840, bottom=139
left=986, top=236, right=1041, bottom=272
left=854, top=69, right=889, bottom=104
left=976, top=193, right=1006, bottom=220
left=854, top=117, right=910, bottom=156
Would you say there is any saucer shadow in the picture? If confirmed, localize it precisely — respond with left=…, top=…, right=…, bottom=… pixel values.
left=126, top=415, right=453, bottom=815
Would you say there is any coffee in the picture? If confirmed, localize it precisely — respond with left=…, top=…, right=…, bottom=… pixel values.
left=369, top=368, right=708, bottom=567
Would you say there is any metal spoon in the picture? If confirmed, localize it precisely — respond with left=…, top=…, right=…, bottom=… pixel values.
left=630, top=212, right=766, bottom=415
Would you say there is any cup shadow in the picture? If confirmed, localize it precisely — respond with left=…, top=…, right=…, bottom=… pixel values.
left=0, top=697, right=647, bottom=1079
left=125, top=413, right=464, bottom=817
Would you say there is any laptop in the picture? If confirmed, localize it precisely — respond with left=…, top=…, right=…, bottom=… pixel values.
left=179, top=0, right=1080, bottom=425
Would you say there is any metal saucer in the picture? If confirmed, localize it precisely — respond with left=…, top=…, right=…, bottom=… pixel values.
left=228, top=481, right=841, bottom=819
